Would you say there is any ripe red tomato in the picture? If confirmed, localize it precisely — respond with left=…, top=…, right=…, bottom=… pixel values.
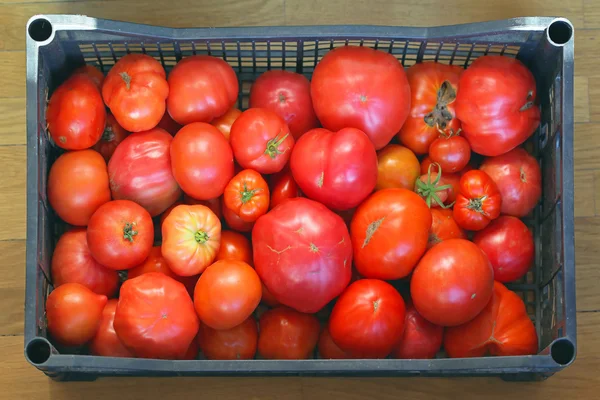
left=223, top=202, right=254, bottom=233
left=249, top=70, right=319, bottom=139
left=311, top=46, right=410, bottom=150
left=230, top=108, right=295, bottom=174
left=453, top=170, right=502, bottom=231
left=87, top=200, right=154, bottom=270
left=211, top=108, right=242, bottom=141
left=455, top=56, right=540, bottom=156
left=102, top=54, right=169, bottom=132
left=51, top=228, right=119, bottom=297
left=269, top=168, right=301, bottom=209
left=473, top=216, right=534, bottom=283
left=73, top=65, right=105, bottom=90
left=479, top=148, right=542, bottom=217
left=411, top=239, right=494, bottom=326
left=92, top=113, right=129, bottom=162
left=351, top=189, right=431, bottom=280
left=157, top=110, right=182, bottom=135
left=162, top=204, right=221, bottom=276
left=391, top=302, right=443, bottom=359
left=318, top=326, right=353, bottom=359
left=46, top=283, right=107, bottom=347
left=258, top=307, right=320, bottom=359
left=216, top=230, right=253, bottom=265
left=414, top=167, right=451, bottom=208
left=89, top=299, right=134, bottom=357
left=184, top=195, right=223, bottom=220
left=253, top=198, right=352, bottom=313
left=329, top=279, right=406, bottom=358
left=114, top=272, right=199, bottom=359
left=194, top=260, right=262, bottom=330
left=224, top=169, right=270, bottom=222
left=127, top=245, right=175, bottom=280
left=444, top=281, right=538, bottom=357
left=47, top=74, right=106, bottom=150
left=48, top=150, right=111, bottom=226
left=440, top=172, right=461, bottom=203
left=183, top=337, right=200, bottom=360
left=167, top=55, right=238, bottom=125
left=198, top=317, right=258, bottom=360
left=171, top=122, right=234, bottom=200
left=291, top=127, right=378, bottom=211
left=376, top=144, right=421, bottom=190
left=428, top=208, right=467, bottom=249
left=429, top=132, right=471, bottom=173
left=397, top=62, right=463, bottom=154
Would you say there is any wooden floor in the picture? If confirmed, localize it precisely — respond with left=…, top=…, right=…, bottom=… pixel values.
left=1, top=0, right=599, bottom=398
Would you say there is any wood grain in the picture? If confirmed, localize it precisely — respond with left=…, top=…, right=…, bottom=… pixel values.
left=0, top=146, right=26, bottom=240
left=575, top=76, right=590, bottom=123
left=574, top=169, right=596, bottom=217
left=574, top=29, right=600, bottom=78
left=0, top=241, right=25, bottom=335
left=0, top=98, right=26, bottom=145
left=0, top=51, right=25, bottom=98
left=587, top=77, right=600, bottom=122
left=575, top=217, right=600, bottom=311
left=574, top=123, right=600, bottom=171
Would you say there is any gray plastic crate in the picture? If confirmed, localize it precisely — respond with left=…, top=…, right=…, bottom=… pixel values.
left=25, top=14, right=576, bottom=381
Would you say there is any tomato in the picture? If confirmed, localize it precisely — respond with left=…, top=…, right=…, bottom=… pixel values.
left=249, top=70, right=319, bottom=139
left=260, top=282, right=281, bottom=307
left=479, top=148, right=542, bottom=217
left=157, top=110, right=182, bottom=136
left=329, top=279, right=406, bottom=358
left=167, top=55, right=238, bottom=125
left=253, top=198, right=352, bottom=313
left=159, top=200, right=183, bottom=229
left=428, top=208, right=467, bottom=249
left=211, top=107, right=242, bottom=141
left=473, top=216, right=534, bottom=283
left=92, top=113, right=129, bottom=162
left=444, top=281, right=538, bottom=357
left=397, top=62, right=463, bottom=154
left=230, top=108, right=295, bottom=174
left=257, top=307, right=320, bottom=359
left=46, top=283, right=107, bottom=347
left=440, top=172, right=461, bottom=203
left=350, top=189, right=431, bottom=280
left=429, top=131, right=471, bottom=173
left=216, top=230, right=253, bottom=265
left=224, top=169, right=270, bottom=222
left=455, top=56, right=540, bottom=156
left=87, top=200, right=154, bottom=270
left=89, top=299, right=134, bottom=357
left=48, top=150, right=111, bottom=226
left=102, top=54, right=169, bottom=132
left=162, top=204, right=221, bottom=276
left=453, top=170, right=502, bottom=231
left=290, top=127, right=378, bottom=211
left=318, top=326, right=353, bottom=359
left=51, top=228, right=119, bottom=297
left=183, top=337, right=200, bottom=360
left=376, top=144, right=420, bottom=191
left=391, top=302, right=443, bottom=359
left=73, top=65, right=105, bottom=90
left=171, top=122, right=234, bottom=200
left=127, top=246, right=174, bottom=279
left=414, top=166, right=451, bottom=208
left=411, top=239, right=494, bottom=326
left=223, top=202, right=254, bottom=233
left=114, top=272, right=199, bottom=359
left=184, top=195, right=223, bottom=220
left=311, top=46, right=410, bottom=150
left=108, top=128, right=181, bottom=217
left=198, top=317, right=258, bottom=360
left=193, top=260, right=261, bottom=330
left=269, top=168, right=301, bottom=209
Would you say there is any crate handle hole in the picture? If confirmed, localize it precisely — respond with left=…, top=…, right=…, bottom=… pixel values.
left=25, top=338, right=52, bottom=365
left=28, top=18, right=53, bottom=43
left=547, top=19, right=573, bottom=46
left=550, top=338, right=575, bottom=366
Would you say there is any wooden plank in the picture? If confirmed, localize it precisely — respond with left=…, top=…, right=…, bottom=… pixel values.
left=574, top=76, right=590, bottom=123
left=0, top=146, right=26, bottom=240
left=584, top=1, right=600, bottom=28
left=0, top=241, right=25, bottom=336
left=574, top=217, right=600, bottom=311
left=575, top=169, right=596, bottom=217
left=587, top=77, right=600, bottom=122
left=574, top=29, right=599, bottom=78
left=0, top=98, right=26, bottom=145
left=594, top=171, right=600, bottom=215
left=574, top=123, right=600, bottom=171
left=0, top=52, right=25, bottom=98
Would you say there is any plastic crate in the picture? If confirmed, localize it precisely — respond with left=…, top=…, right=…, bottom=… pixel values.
left=25, top=14, right=576, bottom=381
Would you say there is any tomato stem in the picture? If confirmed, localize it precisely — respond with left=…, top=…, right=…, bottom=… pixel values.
left=466, top=195, right=488, bottom=214
left=424, top=80, right=456, bottom=129
left=240, top=183, right=260, bottom=204
left=195, top=230, right=209, bottom=244
left=415, top=163, right=453, bottom=209
left=123, top=222, right=138, bottom=243
left=264, top=133, right=290, bottom=159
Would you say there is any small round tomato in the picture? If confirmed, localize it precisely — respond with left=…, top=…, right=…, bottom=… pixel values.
left=102, top=54, right=169, bottom=132
left=391, top=302, right=443, bottom=359
left=414, top=165, right=451, bottom=208
left=184, top=195, right=223, bottom=220
left=429, top=131, right=471, bottom=173
left=224, top=169, right=270, bottom=223
left=157, top=110, right=182, bottom=136
left=230, top=108, right=295, bottom=174
left=194, top=260, right=262, bottom=330
left=73, top=65, right=105, bottom=90
left=453, top=170, right=502, bottom=231
left=198, top=317, right=258, bottom=360
left=258, top=307, right=320, bottom=359
left=89, top=299, right=134, bottom=357
left=216, top=230, right=253, bottom=265
left=92, top=113, right=129, bottom=162
left=127, top=246, right=175, bottom=279
left=376, top=144, right=420, bottom=190
left=269, top=168, right=301, bottom=209
left=211, top=108, right=242, bottom=141
left=87, top=200, right=154, bottom=270
left=318, top=326, right=353, bottom=359
left=223, top=202, right=255, bottom=233
left=47, top=74, right=106, bottom=150
left=428, top=209, right=467, bottom=249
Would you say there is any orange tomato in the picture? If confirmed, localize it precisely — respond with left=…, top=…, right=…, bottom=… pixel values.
left=376, top=144, right=420, bottom=190
left=224, top=169, right=270, bottom=223
left=211, top=108, right=242, bottom=141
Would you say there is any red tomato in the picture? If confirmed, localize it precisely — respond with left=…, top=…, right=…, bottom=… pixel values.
left=102, top=54, right=169, bottom=132
left=184, top=195, right=223, bottom=220
left=89, top=299, right=134, bottom=357
left=269, top=168, right=301, bottom=209
left=224, top=169, right=270, bottom=222
left=127, top=246, right=175, bottom=279
left=397, top=62, right=463, bottom=154
left=311, top=46, right=410, bottom=150
left=428, top=208, right=467, bottom=249
left=414, top=167, right=451, bottom=208
left=194, top=260, right=262, bottom=330
left=440, top=172, right=461, bottom=203
left=223, top=202, right=255, bottom=233
left=183, top=337, right=199, bottom=360
left=73, top=65, right=105, bottom=90
left=157, top=110, right=182, bottom=136
left=258, top=307, right=320, bottom=359
left=479, top=148, right=542, bottom=217
left=318, top=326, right=353, bottom=359
left=420, top=156, right=437, bottom=175
left=51, top=228, right=119, bottom=297
left=47, top=74, right=106, bottom=150
left=391, top=302, right=443, bottom=359
left=162, top=204, right=221, bottom=276
left=455, top=56, right=540, bottom=156
left=167, top=55, right=238, bottom=125
left=290, top=127, right=378, bottom=211
left=211, top=108, right=242, bottom=141
left=444, top=281, right=538, bottom=357
left=216, top=230, right=253, bottom=265
left=329, top=279, right=406, bottom=358
left=260, top=282, right=281, bottom=307
left=114, top=273, right=199, bottom=359
left=253, top=198, right=352, bottom=313
left=376, top=144, right=421, bottom=190
left=171, top=122, right=234, bottom=200
left=48, top=150, right=111, bottom=226
left=411, top=239, right=494, bottom=326
left=249, top=70, right=319, bottom=139
left=46, top=283, right=107, bottom=347
left=198, top=317, right=258, bottom=360
left=429, top=132, right=471, bottom=173
left=351, top=189, right=431, bottom=280
left=453, top=170, right=502, bottom=231
left=230, top=108, right=295, bottom=174
left=87, top=200, right=154, bottom=270
left=92, top=113, right=129, bottom=162
left=473, top=216, right=534, bottom=283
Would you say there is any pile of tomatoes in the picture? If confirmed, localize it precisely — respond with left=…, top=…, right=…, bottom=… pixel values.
left=44, top=45, right=541, bottom=361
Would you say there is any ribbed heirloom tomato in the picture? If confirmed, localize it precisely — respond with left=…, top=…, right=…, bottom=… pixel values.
left=89, top=299, right=134, bottom=357
left=391, top=302, right=443, bottom=359
left=224, top=169, right=270, bottom=223
left=198, top=317, right=258, bottom=360
left=92, top=113, right=129, bottom=162
left=453, top=170, right=502, bottom=231
left=258, top=307, right=320, bottom=359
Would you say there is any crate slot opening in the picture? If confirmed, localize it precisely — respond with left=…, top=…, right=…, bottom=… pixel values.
left=550, top=338, right=575, bottom=366
left=25, top=338, right=52, bottom=365
left=547, top=19, right=573, bottom=46
left=28, top=18, right=53, bottom=43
